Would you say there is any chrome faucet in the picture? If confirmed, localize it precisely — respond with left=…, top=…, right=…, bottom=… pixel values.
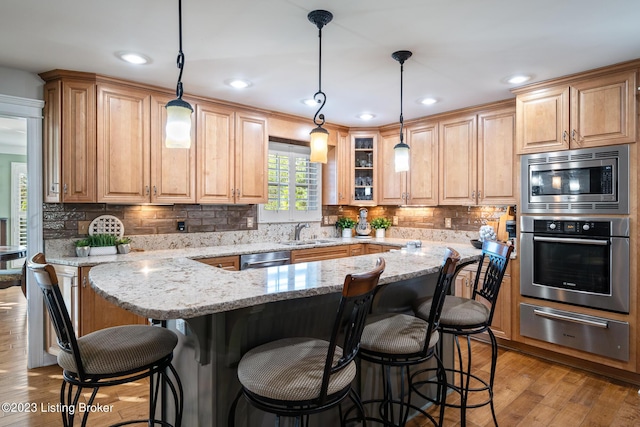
left=294, top=223, right=310, bottom=240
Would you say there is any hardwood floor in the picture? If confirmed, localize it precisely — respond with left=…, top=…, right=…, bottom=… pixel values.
left=0, top=286, right=150, bottom=427
left=2, top=285, right=640, bottom=426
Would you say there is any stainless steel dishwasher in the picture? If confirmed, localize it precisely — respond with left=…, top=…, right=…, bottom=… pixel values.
left=240, top=251, right=291, bottom=270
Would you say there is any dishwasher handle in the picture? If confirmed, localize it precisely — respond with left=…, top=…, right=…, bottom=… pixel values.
left=242, top=258, right=290, bottom=269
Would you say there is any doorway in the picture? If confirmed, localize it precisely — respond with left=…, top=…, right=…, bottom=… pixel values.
left=0, top=94, right=50, bottom=368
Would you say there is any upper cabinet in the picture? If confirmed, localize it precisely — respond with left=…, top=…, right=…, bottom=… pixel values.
left=197, top=105, right=268, bottom=204
left=514, top=70, right=637, bottom=154
left=42, top=76, right=97, bottom=203
left=439, top=105, right=517, bottom=206
left=97, top=84, right=197, bottom=204
left=378, top=122, right=438, bottom=206
left=323, top=130, right=351, bottom=205
left=350, top=132, right=378, bottom=205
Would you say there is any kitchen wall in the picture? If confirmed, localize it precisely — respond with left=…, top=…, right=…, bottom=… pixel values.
left=0, top=66, right=43, bottom=100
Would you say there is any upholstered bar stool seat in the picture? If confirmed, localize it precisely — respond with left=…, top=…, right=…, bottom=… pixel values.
left=416, top=296, right=490, bottom=328
left=360, top=313, right=439, bottom=355
left=238, top=337, right=356, bottom=401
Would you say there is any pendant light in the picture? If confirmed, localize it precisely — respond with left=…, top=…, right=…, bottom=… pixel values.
left=307, top=10, right=333, bottom=163
left=392, top=50, right=412, bottom=172
left=165, top=0, right=193, bottom=148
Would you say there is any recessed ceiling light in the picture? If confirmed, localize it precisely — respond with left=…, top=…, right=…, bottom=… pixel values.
left=116, top=52, right=150, bottom=65
left=358, top=113, right=375, bottom=121
left=226, top=79, right=252, bottom=89
left=302, top=98, right=318, bottom=107
left=505, top=75, right=532, bottom=84
left=419, top=97, right=438, bottom=105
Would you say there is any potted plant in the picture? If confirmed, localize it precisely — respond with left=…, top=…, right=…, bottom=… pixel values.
left=370, top=217, right=391, bottom=238
left=87, top=233, right=118, bottom=256
left=116, top=237, right=132, bottom=254
left=336, top=217, right=356, bottom=238
left=74, top=238, right=91, bottom=257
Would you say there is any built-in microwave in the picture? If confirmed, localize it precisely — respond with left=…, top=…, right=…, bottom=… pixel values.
left=520, top=144, right=629, bottom=214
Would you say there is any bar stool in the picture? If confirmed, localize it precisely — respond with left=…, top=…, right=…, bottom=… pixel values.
left=412, top=240, right=513, bottom=426
left=228, top=258, right=385, bottom=426
left=356, top=248, right=461, bottom=427
left=28, top=253, right=183, bottom=427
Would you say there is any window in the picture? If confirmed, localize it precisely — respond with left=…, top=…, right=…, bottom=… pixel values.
left=258, top=142, right=321, bottom=223
left=10, top=162, right=27, bottom=268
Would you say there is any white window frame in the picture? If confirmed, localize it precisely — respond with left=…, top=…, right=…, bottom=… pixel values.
left=258, top=141, right=322, bottom=223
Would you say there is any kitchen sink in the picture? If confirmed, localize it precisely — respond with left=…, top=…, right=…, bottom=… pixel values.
left=280, top=239, right=334, bottom=246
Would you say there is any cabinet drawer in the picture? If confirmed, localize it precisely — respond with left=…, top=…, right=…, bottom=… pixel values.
left=291, top=246, right=351, bottom=263
left=520, top=303, right=628, bottom=362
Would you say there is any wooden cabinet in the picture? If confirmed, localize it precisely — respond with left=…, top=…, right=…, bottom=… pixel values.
left=365, top=244, right=395, bottom=254
left=42, top=76, right=96, bottom=203
left=515, top=70, right=636, bottom=154
left=323, top=130, right=351, bottom=205
left=291, top=245, right=351, bottom=264
left=349, top=244, right=365, bottom=256
left=97, top=84, right=197, bottom=204
left=439, top=106, right=516, bottom=205
left=197, top=255, right=240, bottom=271
left=350, top=132, right=378, bottom=205
left=196, top=104, right=268, bottom=204
left=378, top=123, right=438, bottom=206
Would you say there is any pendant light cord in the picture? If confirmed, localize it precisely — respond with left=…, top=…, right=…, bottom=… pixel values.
left=399, top=61, right=405, bottom=143
left=313, top=24, right=326, bottom=127
left=175, top=0, right=185, bottom=99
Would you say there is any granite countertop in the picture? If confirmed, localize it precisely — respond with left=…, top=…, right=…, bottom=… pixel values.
left=46, top=237, right=411, bottom=267
left=87, top=241, right=480, bottom=320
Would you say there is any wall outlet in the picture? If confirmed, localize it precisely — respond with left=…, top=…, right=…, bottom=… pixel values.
left=78, top=221, right=90, bottom=234
left=177, top=221, right=186, bottom=231
left=323, top=216, right=329, bottom=225
left=247, top=217, right=254, bottom=228
left=392, top=216, right=399, bottom=226
left=445, top=218, right=452, bottom=228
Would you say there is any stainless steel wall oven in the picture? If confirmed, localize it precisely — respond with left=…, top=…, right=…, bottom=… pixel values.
left=520, top=216, right=630, bottom=313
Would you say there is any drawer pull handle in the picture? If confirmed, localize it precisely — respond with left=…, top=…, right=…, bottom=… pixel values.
left=533, top=309, right=608, bottom=328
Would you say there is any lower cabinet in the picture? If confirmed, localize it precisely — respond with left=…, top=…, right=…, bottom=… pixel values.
left=46, top=264, right=148, bottom=355
left=196, top=256, right=240, bottom=271
left=291, top=246, right=351, bottom=264
left=365, top=244, right=395, bottom=254
left=454, top=263, right=511, bottom=340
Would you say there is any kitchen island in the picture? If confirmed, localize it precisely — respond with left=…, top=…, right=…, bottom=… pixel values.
left=88, top=242, right=480, bottom=426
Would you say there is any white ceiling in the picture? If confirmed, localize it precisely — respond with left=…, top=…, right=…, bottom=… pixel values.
left=1, top=0, right=640, bottom=134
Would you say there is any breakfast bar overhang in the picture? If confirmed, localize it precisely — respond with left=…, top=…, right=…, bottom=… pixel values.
left=88, top=243, right=480, bottom=426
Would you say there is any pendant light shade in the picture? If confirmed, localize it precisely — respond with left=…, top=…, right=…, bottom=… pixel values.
left=308, top=10, right=333, bottom=163
left=392, top=50, right=412, bottom=172
left=165, top=0, right=193, bottom=148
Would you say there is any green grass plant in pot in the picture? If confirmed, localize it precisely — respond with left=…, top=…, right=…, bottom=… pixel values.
left=74, top=238, right=91, bottom=257
left=370, top=217, right=391, bottom=238
left=335, top=217, right=356, bottom=238
left=116, top=237, right=132, bottom=254
left=86, top=233, right=119, bottom=256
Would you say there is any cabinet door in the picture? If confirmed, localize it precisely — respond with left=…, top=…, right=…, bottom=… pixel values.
left=407, top=122, right=438, bottom=206
left=197, top=256, right=240, bottom=271
left=43, top=81, right=62, bottom=203
left=454, top=269, right=473, bottom=299
left=61, top=80, right=97, bottom=203
left=515, top=86, right=570, bottom=154
left=291, top=246, right=351, bottom=263
left=378, top=131, right=406, bottom=205
left=235, top=111, right=268, bottom=204
left=96, top=84, right=151, bottom=203
left=439, top=114, right=477, bottom=205
left=323, top=130, right=351, bottom=205
left=477, top=107, right=517, bottom=205
left=150, top=93, right=196, bottom=203
left=350, top=133, right=377, bottom=205
left=196, top=102, right=236, bottom=203
left=79, top=267, right=147, bottom=336
left=349, top=244, right=365, bottom=256
left=570, top=71, right=637, bottom=148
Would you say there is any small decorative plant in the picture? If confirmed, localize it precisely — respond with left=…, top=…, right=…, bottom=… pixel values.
left=116, top=237, right=132, bottom=245
left=74, top=238, right=91, bottom=248
left=370, top=217, right=391, bottom=230
left=116, top=236, right=132, bottom=254
left=87, top=234, right=119, bottom=247
left=335, top=217, right=356, bottom=229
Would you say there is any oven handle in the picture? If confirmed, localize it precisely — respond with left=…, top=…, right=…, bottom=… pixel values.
left=533, top=236, right=609, bottom=246
left=533, top=309, right=609, bottom=328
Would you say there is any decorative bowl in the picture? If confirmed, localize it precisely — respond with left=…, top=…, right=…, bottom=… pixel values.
left=470, top=239, right=483, bottom=249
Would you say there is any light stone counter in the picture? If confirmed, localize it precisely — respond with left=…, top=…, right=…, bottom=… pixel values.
left=87, top=241, right=480, bottom=320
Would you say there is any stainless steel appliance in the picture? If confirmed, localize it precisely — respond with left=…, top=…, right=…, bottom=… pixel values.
left=520, top=144, right=629, bottom=214
left=240, top=251, right=291, bottom=270
left=520, top=216, right=630, bottom=313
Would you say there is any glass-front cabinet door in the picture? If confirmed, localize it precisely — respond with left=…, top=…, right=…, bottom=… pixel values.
left=350, top=133, right=377, bottom=205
